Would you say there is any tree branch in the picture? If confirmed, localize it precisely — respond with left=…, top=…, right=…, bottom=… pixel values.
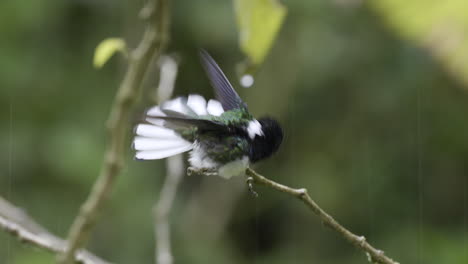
left=246, top=168, right=400, bottom=264
left=154, top=155, right=184, bottom=264
left=0, top=198, right=111, bottom=264
left=58, top=1, right=171, bottom=263
left=152, top=56, right=183, bottom=264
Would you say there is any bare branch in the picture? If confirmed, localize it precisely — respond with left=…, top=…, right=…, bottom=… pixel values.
left=156, top=55, right=179, bottom=103
left=0, top=198, right=111, bottom=264
left=58, top=0, right=172, bottom=263
left=154, top=155, right=184, bottom=264
left=153, top=55, right=183, bottom=264
left=245, top=168, right=400, bottom=264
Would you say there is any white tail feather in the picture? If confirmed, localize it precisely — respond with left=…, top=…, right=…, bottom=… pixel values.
left=207, top=99, right=224, bottom=116
left=146, top=117, right=165, bottom=126
left=135, top=144, right=193, bottom=160
left=187, top=94, right=207, bottom=115
left=133, top=123, right=193, bottom=160
left=161, top=97, right=194, bottom=116
left=147, top=95, right=223, bottom=118
left=146, top=107, right=167, bottom=125
left=133, top=136, right=192, bottom=151
left=147, top=106, right=166, bottom=116
left=135, top=124, right=177, bottom=138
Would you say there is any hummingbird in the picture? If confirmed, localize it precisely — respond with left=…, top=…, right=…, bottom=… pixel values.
left=133, top=50, right=283, bottom=179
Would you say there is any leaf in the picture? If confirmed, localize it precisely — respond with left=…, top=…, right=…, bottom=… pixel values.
left=370, top=0, right=468, bottom=86
left=234, top=0, right=287, bottom=65
left=93, top=38, right=126, bottom=68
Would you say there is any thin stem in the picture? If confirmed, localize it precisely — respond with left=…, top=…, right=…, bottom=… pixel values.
left=58, top=1, right=171, bottom=263
left=0, top=198, right=111, bottom=264
left=154, top=156, right=184, bottom=264
left=246, top=168, right=400, bottom=264
left=153, top=56, right=182, bottom=264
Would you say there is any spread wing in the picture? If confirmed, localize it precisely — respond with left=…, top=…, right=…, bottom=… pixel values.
left=199, top=50, right=248, bottom=111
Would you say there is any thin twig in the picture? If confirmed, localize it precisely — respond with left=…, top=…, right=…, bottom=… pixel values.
left=58, top=1, right=171, bottom=263
left=153, top=56, right=183, bottom=264
left=0, top=198, right=111, bottom=264
left=154, top=156, right=184, bottom=264
left=246, top=168, right=399, bottom=264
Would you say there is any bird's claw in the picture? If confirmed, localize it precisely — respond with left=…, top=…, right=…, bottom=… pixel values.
left=187, top=167, right=218, bottom=177
left=187, top=167, right=197, bottom=176
left=187, top=168, right=258, bottom=197
left=246, top=177, right=258, bottom=197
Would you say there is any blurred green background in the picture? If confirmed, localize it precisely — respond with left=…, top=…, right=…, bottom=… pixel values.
left=1, top=0, right=467, bottom=263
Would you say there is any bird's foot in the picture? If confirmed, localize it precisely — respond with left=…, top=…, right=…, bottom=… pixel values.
left=187, top=167, right=218, bottom=177
left=246, top=177, right=258, bottom=197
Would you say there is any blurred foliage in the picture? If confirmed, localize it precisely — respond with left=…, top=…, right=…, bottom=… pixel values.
left=371, top=0, right=468, bottom=86
left=93, top=38, right=126, bottom=68
left=1, top=0, right=468, bottom=264
left=234, top=0, right=286, bottom=66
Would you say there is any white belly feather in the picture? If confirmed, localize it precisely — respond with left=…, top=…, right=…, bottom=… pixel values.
left=218, top=156, right=250, bottom=179
left=189, top=145, right=249, bottom=179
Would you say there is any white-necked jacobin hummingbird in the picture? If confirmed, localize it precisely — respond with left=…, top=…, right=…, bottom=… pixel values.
left=133, top=50, right=283, bottom=178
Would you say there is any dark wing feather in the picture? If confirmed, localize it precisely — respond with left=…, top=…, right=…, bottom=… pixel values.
left=147, top=114, right=229, bottom=133
left=199, top=50, right=247, bottom=111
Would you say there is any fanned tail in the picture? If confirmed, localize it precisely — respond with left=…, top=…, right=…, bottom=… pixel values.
left=133, top=124, right=193, bottom=160
left=133, top=95, right=225, bottom=160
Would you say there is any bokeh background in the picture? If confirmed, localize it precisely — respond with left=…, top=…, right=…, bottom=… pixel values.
left=1, top=0, right=468, bottom=263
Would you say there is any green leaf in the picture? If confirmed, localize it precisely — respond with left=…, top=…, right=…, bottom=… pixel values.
left=234, top=0, right=287, bottom=65
left=370, top=0, right=468, bottom=86
left=93, top=38, right=126, bottom=68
